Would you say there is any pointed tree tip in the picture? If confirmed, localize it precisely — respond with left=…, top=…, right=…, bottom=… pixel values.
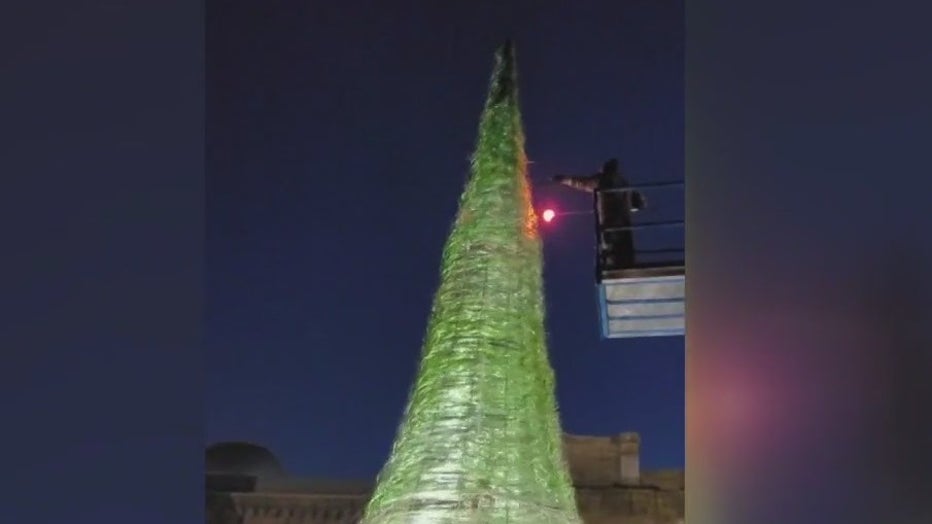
left=495, top=39, right=516, bottom=78
left=489, top=40, right=518, bottom=104
left=498, top=39, right=515, bottom=59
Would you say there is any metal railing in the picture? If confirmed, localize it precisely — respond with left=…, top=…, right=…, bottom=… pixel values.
left=594, top=180, right=684, bottom=276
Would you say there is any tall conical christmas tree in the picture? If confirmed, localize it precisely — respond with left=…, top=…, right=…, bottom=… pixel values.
left=362, top=42, right=582, bottom=524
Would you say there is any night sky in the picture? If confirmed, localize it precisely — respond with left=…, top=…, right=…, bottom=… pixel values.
left=207, top=0, right=684, bottom=479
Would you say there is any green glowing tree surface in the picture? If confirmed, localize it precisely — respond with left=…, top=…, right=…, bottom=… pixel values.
left=361, top=42, right=582, bottom=524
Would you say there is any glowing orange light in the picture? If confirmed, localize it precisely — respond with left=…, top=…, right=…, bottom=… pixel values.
left=542, top=209, right=556, bottom=223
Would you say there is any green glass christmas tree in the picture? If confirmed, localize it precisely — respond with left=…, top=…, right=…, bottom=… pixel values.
left=361, top=42, right=581, bottom=524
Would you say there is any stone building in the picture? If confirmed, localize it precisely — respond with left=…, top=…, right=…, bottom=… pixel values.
left=206, top=433, right=684, bottom=524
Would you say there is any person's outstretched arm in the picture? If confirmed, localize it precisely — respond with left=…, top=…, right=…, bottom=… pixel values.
left=552, top=173, right=600, bottom=192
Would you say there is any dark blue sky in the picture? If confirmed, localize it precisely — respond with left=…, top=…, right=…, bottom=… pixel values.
left=207, top=0, right=684, bottom=479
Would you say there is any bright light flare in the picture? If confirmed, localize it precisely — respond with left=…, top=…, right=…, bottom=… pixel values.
left=541, top=209, right=556, bottom=223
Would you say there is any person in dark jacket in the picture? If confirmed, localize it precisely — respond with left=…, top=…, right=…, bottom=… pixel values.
left=553, top=158, right=646, bottom=270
